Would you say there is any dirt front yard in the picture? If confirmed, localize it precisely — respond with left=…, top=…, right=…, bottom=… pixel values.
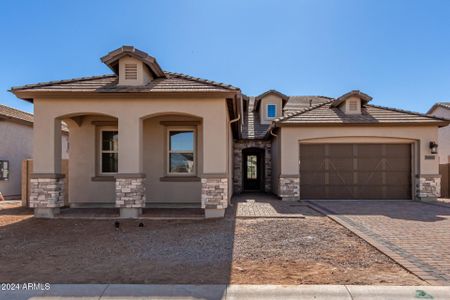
left=0, top=202, right=423, bottom=285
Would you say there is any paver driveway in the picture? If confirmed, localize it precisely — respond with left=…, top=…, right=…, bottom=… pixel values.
left=308, top=200, right=450, bottom=285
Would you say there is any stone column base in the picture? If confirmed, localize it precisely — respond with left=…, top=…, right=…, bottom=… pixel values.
left=29, top=173, right=65, bottom=218
left=205, top=208, right=225, bottom=219
left=201, top=177, right=228, bottom=213
left=115, top=174, right=146, bottom=218
left=34, top=207, right=61, bottom=218
left=120, top=208, right=143, bottom=219
left=279, top=175, right=300, bottom=201
left=416, top=174, right=441, bottom=200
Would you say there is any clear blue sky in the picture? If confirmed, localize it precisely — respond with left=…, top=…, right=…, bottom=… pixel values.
left=1, top=0, right=450, bottom=113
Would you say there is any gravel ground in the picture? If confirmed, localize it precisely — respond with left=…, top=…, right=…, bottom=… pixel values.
left=0, top=202, right=423, bottom=285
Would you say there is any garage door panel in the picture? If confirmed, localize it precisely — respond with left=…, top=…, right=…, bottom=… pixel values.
left=357, top=172, right=384, bottom=185
left=301, top=159, right=325, bottom=171
left=300, top=145, right=326, bottom=158
left=328, top=171, right=354, bottom=185
left=386, top=158, right=411, bottom=171
left=329, top=158, right=354, bottom=170
left=386, top=144, right=411, bottom=157
left=357, top=144, right=383, bottom=157
left=301, top=173, right=326, bottom=185
left=300, top=143, right=412, bottom=200
left=328, top=144, right=354, bottom=157
left=357, top=158, right=384, bottom=171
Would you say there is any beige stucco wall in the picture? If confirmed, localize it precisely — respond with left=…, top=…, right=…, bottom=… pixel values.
left=271, top=132, right=281, bottom=195
left=64, top=116, right=116, bottom=204
left=143, top=115, right=202, bottom=204
left=429, top=106, right=450, bottom=164
left=0, top=119, right=68, bottom=197
left=0, top=120, right=33, bottom=197
left=280, top=125, right=439, bottom=177
left=259, top=95, right=283, bottom=124
left=33, top=96, right=230, bottom=205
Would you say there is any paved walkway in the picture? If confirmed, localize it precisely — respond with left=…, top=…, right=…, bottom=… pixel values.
left=233, top=193, right=315, bottom=218
left=2, top=284, right=450, bottom=300
left=308, top=200, right=450, bottom=285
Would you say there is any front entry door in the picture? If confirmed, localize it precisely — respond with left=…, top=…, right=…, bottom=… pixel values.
left=243, top=148, right=264, bottom=191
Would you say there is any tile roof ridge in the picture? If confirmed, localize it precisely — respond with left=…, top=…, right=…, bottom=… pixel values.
left=275, top=100, right=333, bottom=123
left=0, top=104, right=33, bottom=118
left=9, top=74, right=116, bottom=91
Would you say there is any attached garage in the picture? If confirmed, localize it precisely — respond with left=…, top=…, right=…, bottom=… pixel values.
left=300, top=143, right=412, bottom=200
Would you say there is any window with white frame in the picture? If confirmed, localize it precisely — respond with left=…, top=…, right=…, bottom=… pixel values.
left=168, top=129, right=195, bottom=175
left=99, top=128, right=118, bottom=174
left=267, top=104, right=277, bottom=119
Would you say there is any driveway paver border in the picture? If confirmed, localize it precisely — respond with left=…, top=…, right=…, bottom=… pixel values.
left=307, top=201, right=449, bottom=285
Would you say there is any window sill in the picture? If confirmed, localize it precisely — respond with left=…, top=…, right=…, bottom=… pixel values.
left=160, top=176, right=201, bottom=182
left=91, top=176, right=115, bottom=182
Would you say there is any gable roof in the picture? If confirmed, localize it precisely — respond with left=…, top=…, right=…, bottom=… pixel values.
left=253, top=89, right=289, bottom=111
left=330, top=90, right=372, bottom=107
left=100, top=45, right=166, bottom=78
left=273, top=101, right=449, bottom=127
left=10, top=72, right=240, bottom=102
left=0, top=104, right=33, bottom=125
left=427, top=102, right=450, bottom=115
left=243, top=96, right=331, bottom=139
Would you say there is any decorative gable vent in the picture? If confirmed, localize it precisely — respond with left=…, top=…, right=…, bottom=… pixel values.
left=349, top=99, right=358, bottom=112
left=125, top=64, right=138, bottom=80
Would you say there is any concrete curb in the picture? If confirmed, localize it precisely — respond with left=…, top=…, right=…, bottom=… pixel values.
left=1, top=284, right=450, bottom=300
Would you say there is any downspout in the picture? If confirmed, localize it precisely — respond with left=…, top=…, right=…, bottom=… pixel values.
left=227, top=96, right=241, bottom=207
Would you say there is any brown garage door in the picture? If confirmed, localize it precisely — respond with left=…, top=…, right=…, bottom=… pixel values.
left=300, top=144, right=412, bottom=199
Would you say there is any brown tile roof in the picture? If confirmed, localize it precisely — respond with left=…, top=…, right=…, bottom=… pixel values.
left=101, top=46, right=166, bottom=78
left=0, top=104, right=33, bottom=124
left=275, top=101, right=449, bottom=126
left=283, top=96, right=333, bottom=113
left=427, top=102, right=450, bottom=115
left=330, top=90, right=372, bottom=107
left=10, top=72, right=240, bottom=98
left=242, top=97, right=270, bottom=139
left=0, top=104, right=69, bottom=133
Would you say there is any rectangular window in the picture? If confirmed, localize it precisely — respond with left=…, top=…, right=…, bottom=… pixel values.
left=0, top=160, right=9, bottom=181
left=168, top=129, right=195, bottom=175
left=267, top=104, right=277, bottom=119
left=99, top=129, right=118, bottom=174
left=247, top=155, right=257, bottom=179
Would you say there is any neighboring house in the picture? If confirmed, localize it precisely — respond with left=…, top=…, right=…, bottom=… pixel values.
left=427, top=102, right=450, bottom=197
left=10, top=46, right=449, bottom=218
left=0, top=104, right=69, bottom=199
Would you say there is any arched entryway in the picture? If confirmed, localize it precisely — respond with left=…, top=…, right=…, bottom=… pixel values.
left=242, top=147, right=265, bottom=192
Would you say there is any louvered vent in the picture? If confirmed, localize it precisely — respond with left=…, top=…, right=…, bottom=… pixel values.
left=125, top=64, right=138, bottom=80
left=349, top=99, right=358, bottom=111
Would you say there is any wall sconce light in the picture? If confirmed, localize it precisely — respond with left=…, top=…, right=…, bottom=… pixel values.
left=429, top=141, right=438, bottom=154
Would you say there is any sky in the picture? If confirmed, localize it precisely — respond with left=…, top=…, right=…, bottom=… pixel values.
left=1, top=0, right=450, bottom=114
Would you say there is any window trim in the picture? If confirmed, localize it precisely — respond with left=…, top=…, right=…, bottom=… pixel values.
left=266, top=103, right=277, bottom=119
left=98, top=126, right=118, bottom=176
left=166, top=127, right=197, bottom=176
